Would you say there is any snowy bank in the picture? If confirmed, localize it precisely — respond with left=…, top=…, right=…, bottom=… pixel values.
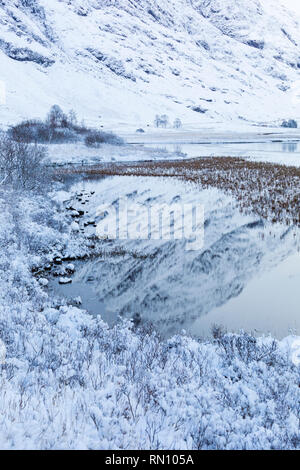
left=0, top=186, right=299, bottom=450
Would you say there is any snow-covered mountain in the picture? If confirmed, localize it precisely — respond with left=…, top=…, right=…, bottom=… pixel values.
left=1, top=0, right=300, bottom=128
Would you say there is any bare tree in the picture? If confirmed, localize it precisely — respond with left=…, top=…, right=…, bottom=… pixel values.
left=173, top=118, right=182, bottom=129
left=154, top=115, right=162, bottom=128
left=160, top=114, right=169, bottom=128
left=68, top=109, right=77, bottom=127
left=154, top=114, right=169, bottom=128
left=0, top=134, right=49, bottom=191
left=46, top=105, right=65, bottom=128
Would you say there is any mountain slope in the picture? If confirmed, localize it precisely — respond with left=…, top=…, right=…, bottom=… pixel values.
left=0, top=0, right=300, bottom=128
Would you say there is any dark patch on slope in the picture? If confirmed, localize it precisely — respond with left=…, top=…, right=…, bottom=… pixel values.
left=0, top=39, right=54, bottom=66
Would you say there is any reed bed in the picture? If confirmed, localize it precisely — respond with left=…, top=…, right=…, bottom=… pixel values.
left=58, top=157, right=300, bottom=226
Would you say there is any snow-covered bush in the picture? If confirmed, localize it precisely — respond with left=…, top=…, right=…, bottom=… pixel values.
left=9, top=106, right=82, bottom=144
left=9, top=107, right=123, bottom=146
left=84, top=130, right=124, bottom=147
left=9, top=120, right=52, bottom=143
left=0, top=135, right=50, bottom=191
left=281, top=119, right=298, bottom=129
left=9, top=119, right=79, bottom=144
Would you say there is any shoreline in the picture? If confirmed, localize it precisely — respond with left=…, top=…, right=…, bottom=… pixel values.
left=57, top=156, right=300, bottom=228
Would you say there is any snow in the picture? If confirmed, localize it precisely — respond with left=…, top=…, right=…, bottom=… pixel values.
left=59, top=277, right=72, bottom=284
left=123, top=126, right=300, bottom=166
left=43, top=127, right=300, bottom=166
left=1, top=0, right=300, bottom=129
left=280, top=0, right=300, bottom=17
left=0, top=0, right=299, bottom=450
left=45, top=142, right=181, bottom=165
left=0, top=183, right=298, bottom=449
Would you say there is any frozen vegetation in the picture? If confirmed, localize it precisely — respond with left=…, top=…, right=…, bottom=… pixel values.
left=0, top=143, right=299, bottom=449
left=0, top=0, right=300, bottom=451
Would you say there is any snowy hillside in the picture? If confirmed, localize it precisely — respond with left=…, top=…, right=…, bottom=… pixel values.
left=1, top=0, right=300, bottom=128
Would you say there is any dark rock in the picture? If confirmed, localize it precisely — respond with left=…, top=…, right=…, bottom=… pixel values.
left=191, top=105, right=207, bottom=113
left=246, top=39, right=264, bottom=50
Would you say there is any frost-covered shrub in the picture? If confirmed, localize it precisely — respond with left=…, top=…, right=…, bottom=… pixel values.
left=9, top=106, right=83, bottom=144
left=9, top=107, right=123, bottom=147
left=9, top=120, right=49, bottom=143
left=84, top=130, right=124, bottom=147
left=281, top=119, right=298, bottom=128
left=212, top=327, right=278, bottom=365
left=0, top=135, right=50, bottom=191
left=8, top=119, right=79, bottom=144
